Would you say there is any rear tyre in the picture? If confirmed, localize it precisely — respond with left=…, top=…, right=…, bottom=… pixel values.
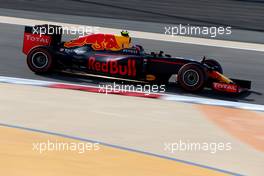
left=27, top=47, right=54, bottom=73
left=204, top=59, right=223, bottom=74
left=177, top=63, right=207, bottom=92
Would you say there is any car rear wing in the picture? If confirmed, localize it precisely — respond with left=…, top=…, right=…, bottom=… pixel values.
left=23, top=24, right=62, bottom=55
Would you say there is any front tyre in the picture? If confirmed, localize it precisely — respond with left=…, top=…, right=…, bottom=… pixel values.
left=177, top=63, right=207, bottom=92
left=27, top=47, right=54, bottom=73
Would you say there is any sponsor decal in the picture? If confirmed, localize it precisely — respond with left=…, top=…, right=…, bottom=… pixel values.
left=25, top=34, right=50, bottom=44
left=64, top=34, right=130, bottom=51
left=23, top=33, right=51, bottom=54
left=88, top=56, right=136, bottom=76
left=213, top=82, right=238, bottom=93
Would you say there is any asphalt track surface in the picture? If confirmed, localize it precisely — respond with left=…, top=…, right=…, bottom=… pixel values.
left=1, top=0, right=263, bottom=32
left=0, top=2, right=264, bottom=44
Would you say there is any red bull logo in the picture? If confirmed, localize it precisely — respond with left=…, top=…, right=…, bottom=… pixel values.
left=88, top=56, right=136, bottom=76
left=64, top=34, right=131, bottom=51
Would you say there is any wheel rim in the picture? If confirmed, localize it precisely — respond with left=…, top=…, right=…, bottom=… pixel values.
left=182, top=69, right=200, bottom=86
left=31, top=52, right=49, bottom=69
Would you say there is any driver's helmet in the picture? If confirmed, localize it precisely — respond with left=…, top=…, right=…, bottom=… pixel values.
left=121, top=31, right=130, bottom=37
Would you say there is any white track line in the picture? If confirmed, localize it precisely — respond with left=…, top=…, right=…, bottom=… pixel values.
left=0, top=76, right=264, bottom=112
left=162, top=94, right=264, bottom=112
left=0, top=15, right=263, bottom=52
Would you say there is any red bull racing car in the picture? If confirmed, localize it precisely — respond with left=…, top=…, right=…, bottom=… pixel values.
left=22, top=25, right=251, bottom=93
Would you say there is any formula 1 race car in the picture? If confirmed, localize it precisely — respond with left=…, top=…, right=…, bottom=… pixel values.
left=23, top=24, right=251, bottom=93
